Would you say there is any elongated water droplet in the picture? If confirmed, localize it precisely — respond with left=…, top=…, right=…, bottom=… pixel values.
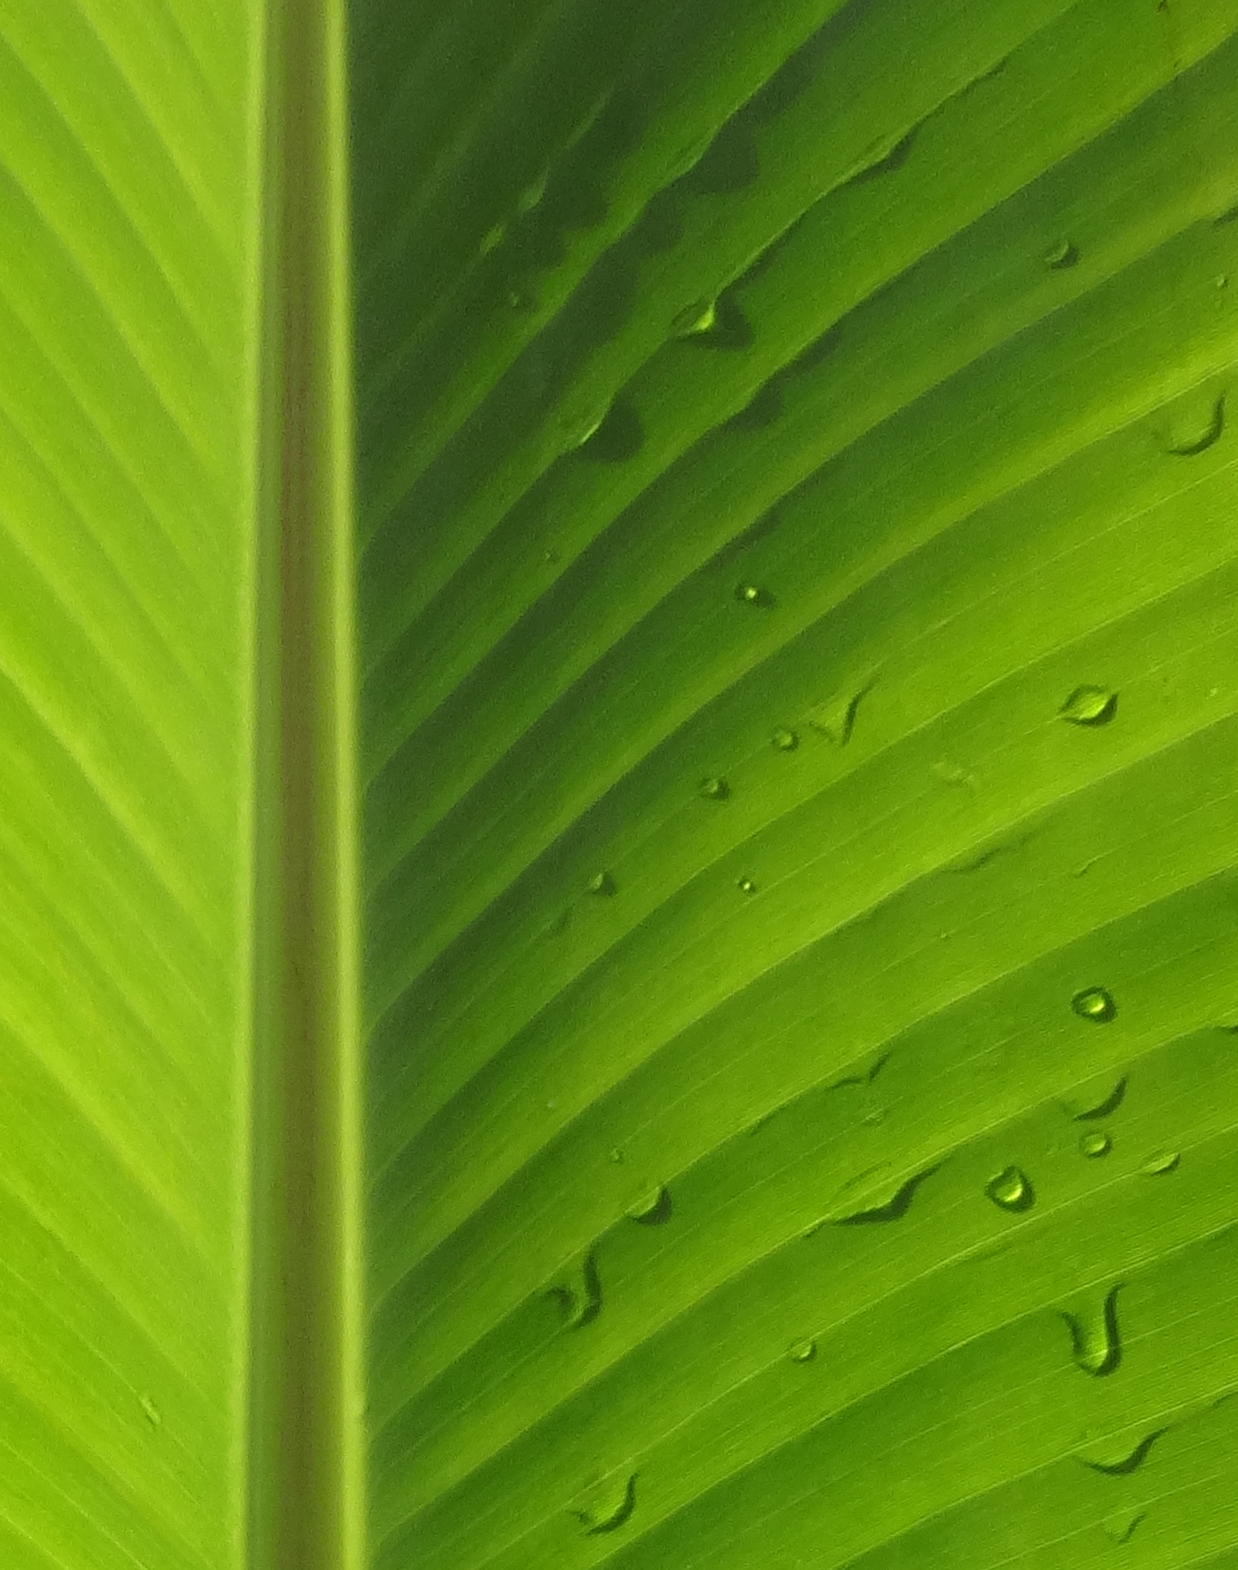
left=735, top=582, right=773, bottom=608
left=587, top=871, right=615, bottom=896
left=1072, top=986, right=1117, bottom=1023
left=771, top=727, right=798, bottom=751
left=626, top=1184, right=671, bottom=1224
left=1140, top=1149, right=1179, bottom=1175
left=1102, top=1508, right=1145, bottom=1545
left=1060, top=685, right=1117, bottom=725
left=1080, top=1130, right=1112, bottom=1158
left=1045, top=238, right=1077, bottom=269
left=737, top=876, right=757, bottom=895
left=573, top=1473, right=637, bottom=1535
left=788, top=1337, right=816, bottom=1363
left=550, top=1251, right=603, bottom=1330
left=1163, top=392, right=1224, bottom=456
left=1071, top=1075, right=1127, bottom=1120
left=1079, top=1427, right=1167, bottom=1475
left=700, top=776, right=729, bottom=801
left=834, top=1164, right=940, bottom=1225
left=1062, top=1284, right=1122, bottom=1375
left=672, top=298, right=717, bottom=337
left=806, top=674, right=877, bottom=746
left=986, top=1166, right=1034, bottom=1212
left=139, top=1394, right=161, bottom=1428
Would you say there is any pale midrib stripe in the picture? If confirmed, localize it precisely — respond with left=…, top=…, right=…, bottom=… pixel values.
left=387, top=1149, right=1238, bottom=1566
left=377, top=1009, right=1237, bottom=1490
left=372, top=700, right=1238, bottom=1317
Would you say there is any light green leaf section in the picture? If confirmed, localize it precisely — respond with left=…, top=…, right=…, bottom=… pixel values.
left=0, top=2, right=262, bottom=1567
left=354, top=3, right=1238, bottom=1570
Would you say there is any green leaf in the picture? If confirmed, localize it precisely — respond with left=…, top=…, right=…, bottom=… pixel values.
left=4, top=2, right=1238, bottom=1569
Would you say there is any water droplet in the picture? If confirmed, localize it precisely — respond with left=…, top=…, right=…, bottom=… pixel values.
left=479, top=222, right=506, bottom=256
left=833, top=1164, right=941, bottom=1225
left=550, top=1251, right=602, bottom=1329
left=1216, top=274, right=1229, bottom=290
left=572, top=1473, right=637, bottom=1535
left=1070, top=1076, right=1127, bottom=1120
left=737, top=876, right=757, bottom=895
left=1060, top=685, right=1117, bottom=725
left=1140, top=1149, right=1179, bottom=1175
left=700, top=776, right=730, bottom=801
left=1080, top=1427, right=1167, bottom=1475
left=609, top=1147, right=624, bottom=1163
left=735, top=582, right=773, bottom=608
left=1102, top=1508, right=1145, bottom=1545
left=587, top=871, right=615, bottom=896
left=1080, top=1130, right=1112, bottom=1158
left=806, top=673, right=877, bottom=746
left=1061, top=1284, right=1122, bottom=1375
left=1163, top=392, right=1225, bottom=456
left=626, top=1184, right=672, bottom=1224
left=1072, top=986, right=1116, bottom=1023
left=139, top=1394, right=161, bottom=1428
left=985, top=1166, right=1034, bottom=1212
left=671, top=298, right=717, bottom=337
left=1044, top=239, right=1078, bottom=269
left=771, top=727, right=798, bottom=751
left=788, top=1337, right=817, bottom=1363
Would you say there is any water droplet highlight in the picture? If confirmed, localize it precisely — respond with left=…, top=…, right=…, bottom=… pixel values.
left=1062, top=1284, right=1122, bottom=1376
left=1080, top=1130, right=1112, bottom=1158
left=672, top=299, right=717, bottom=337
left=986, top=1166, right=1034, bottom=1212
left=609, top=1147, right=624, bottom=1163
left=771, top=727, right=798, bottom=751
left=737, top=876, right=757, bottom=895
left=735, top=582, right=773, bottom=608
left=788, top=1337, right=817, bottom=1363
left=1045, top=239, right=1078, bottom=269
left=1140, top=1149, right=1179, bottom=1175
left=1060, top=685, right=1117, bottom=725
left=700, top=776, right=730, bottom=801
left=587, top=871, right=615, bottom=896
left=1072, top=986, right=1116, bottom=1023
left=139, top=1394, right=161, bottom=1428
left=573, top=1473, right=637, bottom=1535
left=626, top=1184, right=672, bottom=1224
left=1163, top=392, right=1225, bottom=456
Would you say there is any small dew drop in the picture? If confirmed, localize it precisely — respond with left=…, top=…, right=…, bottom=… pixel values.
left=573, top=1473, right=637, bottom=1536
left=771, top=727, right=798, bottom=751
left=1102, top=1508, right=1146, bottom=1546
left=1080, top=1130, right=1112, bottom=1158
left=1140, top=1149, right=1179, bottom=1175
left=139, top=1394, right=161, bottom=1428
left=700, top=776, right=730, bottom=801
left=788, top=1337, right=817, bottom=1363
left=1217, top=274, right=1230, bottom=290
left=626, top=1183, right=672, bottom=1224
left=1044, top=239, right=1078, bottom=269
left=985, top=1165, right=1034, bottom=1212
left=1072, top=986, right=1117, bottom=1023
left=735, top=582, right=773, bottom=608
left=737, top=876, right=757, bottom=895
left=609, top=1147, right=624, bottom=1163
left=1060, top=685, right=1118, bottom=725
left=550, top=1251, right=602, bottom=1330
left=587, top=871, right=616, bottom=896
left=1162, top=392, right=1225, bottom=456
